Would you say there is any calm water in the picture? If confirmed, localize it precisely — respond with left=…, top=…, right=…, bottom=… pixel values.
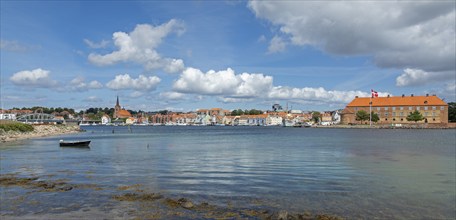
left=1, top=126, right=455, bottom=219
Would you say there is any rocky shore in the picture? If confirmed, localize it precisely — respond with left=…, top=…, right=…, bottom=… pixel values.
left=1, top=173, right=344, bottom=220
left=0, top=124, right=81, bottom=143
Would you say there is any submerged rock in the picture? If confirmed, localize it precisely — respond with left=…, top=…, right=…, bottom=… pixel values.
left=112, top=192, right=163, bottom=202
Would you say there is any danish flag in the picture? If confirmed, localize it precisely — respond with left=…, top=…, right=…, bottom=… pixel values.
left=371, top=89, right=378, bottom=98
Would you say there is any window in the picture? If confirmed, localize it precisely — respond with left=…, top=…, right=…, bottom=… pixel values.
left=401, top=118, right=403, bottom=121
left=424, top=112, right=428, bottom=116
left=400, top=106, right=404, bottom=110
left=392, top=112, right=396, bottom=117
left=432, top=112, right=436, bottom=116
left=384, top=107, right=389, bottom=110
left=385, top=118, right=388, bottom=121
left=400, top=112, right=404, bottom=116
left=393, top=118, right=396, bottom=121
left=392, top=107, right=396, bottom=110
left=440, top=106, right=444, bottom=110
left=354, top=107, right=358, bottom=111
left=408, top=107, right=413, bottom=110
left=432, top=106, right=436, bottom=110
left=417, top=107, right=420, bottom=110
left=385, top=112, right=389, bottom=117
left=377, top=107, right=381, bottom=111
left=424, top=107, right=428, bottom=110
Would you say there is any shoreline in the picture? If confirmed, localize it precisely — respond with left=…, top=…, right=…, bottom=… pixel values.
left=0, top=124, right=81, bottom=143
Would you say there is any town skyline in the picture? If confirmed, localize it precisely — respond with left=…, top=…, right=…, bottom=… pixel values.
left=1, top=1, right=455, bottom=112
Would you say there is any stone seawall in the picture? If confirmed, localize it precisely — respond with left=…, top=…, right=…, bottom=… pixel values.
left=0, top=125, right=81, bottom=143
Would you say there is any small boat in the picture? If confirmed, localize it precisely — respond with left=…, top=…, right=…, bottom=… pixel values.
left=59, top=140, right=91, bottom=147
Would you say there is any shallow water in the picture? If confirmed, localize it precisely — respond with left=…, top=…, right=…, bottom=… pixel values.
left=1, top=126, right=455, bottom=219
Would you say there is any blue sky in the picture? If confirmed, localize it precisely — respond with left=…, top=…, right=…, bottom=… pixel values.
left=1, top=1, right=455, bottom=112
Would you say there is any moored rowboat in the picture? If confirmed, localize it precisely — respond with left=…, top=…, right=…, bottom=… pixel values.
left=59, top=140, right=91, bottom=147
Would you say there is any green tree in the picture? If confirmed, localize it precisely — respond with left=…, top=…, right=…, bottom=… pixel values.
left=406, top=110, right=424, bottom=123
left=370, top=112, right=379, bottom=123
left=448, top=102, right=456, bottom=122
left=231, top=109, right=244, bottom=116
left=311, top=111, right=321, bottom=123
left=355, top=110, right=369, bottom=123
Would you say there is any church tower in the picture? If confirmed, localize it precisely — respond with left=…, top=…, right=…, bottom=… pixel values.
left=114, top=96, right=121, bottom=118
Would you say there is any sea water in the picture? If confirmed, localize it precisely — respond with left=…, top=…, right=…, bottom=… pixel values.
left=1, top=126, right=455, bottom=219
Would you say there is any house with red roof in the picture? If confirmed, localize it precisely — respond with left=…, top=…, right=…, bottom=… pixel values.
left=341, top=94, right=448, bottom=125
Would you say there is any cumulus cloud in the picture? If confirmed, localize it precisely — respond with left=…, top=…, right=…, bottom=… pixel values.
left=106, top=74, right=161, bottom=91
left=396, top=68, right=455, bottom=87
left=248, top=1, right=455, bottom=83
left=173, top=67, right=384, bottom=105
left=69, top=76, right=103, bottom=91
left=84, top=96, right=102, bottom=102
left=10, top=68, right=58, bottom=88
left=268, top=86, right=376, bottom=104
left=173, top=67, right=273, bottom=97
left=83, top=39, right=109, bottom=49
left=88, top=19, right=185, bottom=73
left=268, top=36, right=287, bottom=53
left=159, top=91, right=186, bottom=100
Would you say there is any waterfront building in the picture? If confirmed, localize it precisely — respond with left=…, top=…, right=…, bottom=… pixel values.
left=266, top=115, right=283, bottom=126
left=332, top=111, right=341, bottom=124
left=125, top=117, right=136, bottom=125
left=113, top=96, right=132, bottom=119
left=341, top=94, right=448, bottom=125
left=0, top=113, right=16, bottom=120
left=101, top=114, right=111, bottom=125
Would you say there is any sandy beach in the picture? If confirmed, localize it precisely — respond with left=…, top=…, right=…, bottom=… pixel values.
left=0, top=124, right=81, bottom=143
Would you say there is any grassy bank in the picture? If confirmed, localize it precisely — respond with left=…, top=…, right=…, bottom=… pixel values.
left=0, top=121, right=80, bottom=143
left=0, top=120, right=34, bottom=132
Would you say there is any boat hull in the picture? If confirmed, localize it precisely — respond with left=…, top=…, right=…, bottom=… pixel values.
left=59, top=141, right=91, bottom=147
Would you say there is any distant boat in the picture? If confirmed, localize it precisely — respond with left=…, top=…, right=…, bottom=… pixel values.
left=59, top=140, right=90, bottom=147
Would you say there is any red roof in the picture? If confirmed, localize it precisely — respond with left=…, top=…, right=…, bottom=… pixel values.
left=347, top=95, right=447, bottom=107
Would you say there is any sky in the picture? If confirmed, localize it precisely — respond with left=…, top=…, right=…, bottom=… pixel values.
left=1, top=1, right=455, bottom=112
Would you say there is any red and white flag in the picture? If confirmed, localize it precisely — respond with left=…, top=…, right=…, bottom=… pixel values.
left=371, top=89, right=378, bottom=98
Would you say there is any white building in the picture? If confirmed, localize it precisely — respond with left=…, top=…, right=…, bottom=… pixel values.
left=332, top=111, right=341, bottom=124
left=101, top=114, right=111, bottom=125
left=0, top=114, right=16, bottom=120
left=266, top=115, right=282, bottom=126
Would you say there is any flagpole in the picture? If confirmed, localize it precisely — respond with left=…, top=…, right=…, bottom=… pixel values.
left=369, top=99, right=372, bottom=127
left=369, top=92, right=372, bottom=127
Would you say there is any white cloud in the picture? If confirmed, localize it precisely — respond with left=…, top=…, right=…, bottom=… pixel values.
left=1, top=40, right=38, bottom=52
left=130, top=91, right=144, bottom=98
left=257, top=35, right=267, bottom=43
left=249, top=1, right=455, bottom=73
left=396, top=68, right=455, bottom=87
left=106, top=74, right=161, bottom=91
left=268, top=86, right=374, bottom=104
left=10, top=68, right=58, bottom=88
left=267, top=35, right=287, bottom=53
left=83, top=39, right=109, bottom=49
left=84, top=96, right=102, bottom=102
left=159, top=91, right=186, bottom=100
left=173, top=67, right=385, bottom=105
left=88, top=19, right=185, bottom=73
left=69, top=76, right=103, bottom=91
left=173, top=67, right=273, bottom=97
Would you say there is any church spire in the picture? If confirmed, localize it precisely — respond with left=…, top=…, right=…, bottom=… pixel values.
left=116, top=96, right=120, bottom=107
